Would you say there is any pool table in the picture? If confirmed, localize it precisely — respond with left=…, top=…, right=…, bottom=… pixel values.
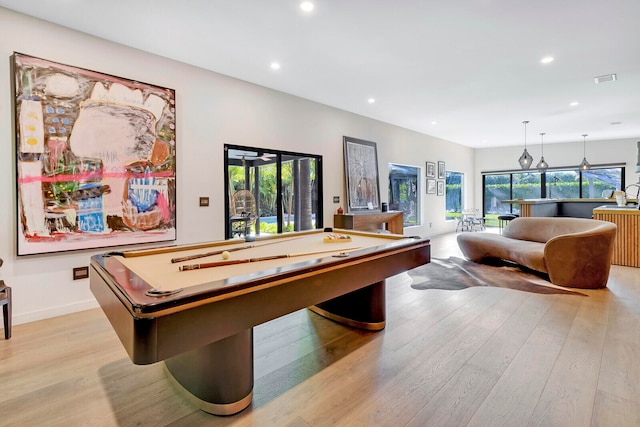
left=90, top=229, right=430, bottom=415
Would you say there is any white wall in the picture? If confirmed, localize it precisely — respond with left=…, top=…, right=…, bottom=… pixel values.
left=474, top=138, right=640, bottom=205
left=0, top=7, right=473, bottom=326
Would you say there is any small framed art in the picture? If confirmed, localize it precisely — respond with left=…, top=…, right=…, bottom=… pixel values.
left=438, top=161, right=446, bottom=179
left=426, top=161, right=435, bottom=178
left=437, top=180, right=445, bottom=196
left=426, top=178, right=436, bottom=194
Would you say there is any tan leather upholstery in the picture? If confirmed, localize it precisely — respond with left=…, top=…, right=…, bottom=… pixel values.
left=457, top=217, right=617, bottom=289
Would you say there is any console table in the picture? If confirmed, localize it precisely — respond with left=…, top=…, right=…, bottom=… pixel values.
left=334, top=211, right=404, bottom=235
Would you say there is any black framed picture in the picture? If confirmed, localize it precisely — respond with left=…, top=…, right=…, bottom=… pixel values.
left=437, top=180, right=445, bottom=196
left=438, top=161, right=446, bottom=179
left=426, top=178, right=436, bottom=194
left=343, top=136, right=381, bottom=212
left=426, top=161, right=435, bottom=178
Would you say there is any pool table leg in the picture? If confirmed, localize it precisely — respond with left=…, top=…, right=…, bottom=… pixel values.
left=309, top=280, right=385, bottom=331
left=164, top=329, right=253, bottom=415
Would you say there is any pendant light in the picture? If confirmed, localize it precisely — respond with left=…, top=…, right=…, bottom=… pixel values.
left=536, top=132, right=549, bottom=172
left=518, top=120, right=533, bottom=169
left=579, top=134, right=591, bottom=171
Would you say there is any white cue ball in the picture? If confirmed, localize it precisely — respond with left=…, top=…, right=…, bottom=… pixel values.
left=221, top=251, right=230, bottom=260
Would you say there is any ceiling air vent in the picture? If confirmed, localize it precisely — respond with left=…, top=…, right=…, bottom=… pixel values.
left=594, top=74, right=617, bottom=84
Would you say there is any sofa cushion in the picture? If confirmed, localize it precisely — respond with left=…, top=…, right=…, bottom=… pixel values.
left=503, top=217, right=612, bottom=243
left=457, top=233, right=547, bottom=273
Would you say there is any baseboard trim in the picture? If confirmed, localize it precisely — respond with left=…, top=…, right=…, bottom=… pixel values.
left=11, top=299, right=99, bottom=326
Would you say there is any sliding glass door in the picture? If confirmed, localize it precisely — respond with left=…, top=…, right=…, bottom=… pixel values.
left=224, top=145, right=322, bottom=238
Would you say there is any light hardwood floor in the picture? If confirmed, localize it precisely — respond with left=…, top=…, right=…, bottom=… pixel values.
left=1, top=231, right=639, bottom=426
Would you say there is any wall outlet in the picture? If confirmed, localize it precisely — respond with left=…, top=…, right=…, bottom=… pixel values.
left=73, top=266, right=89, bottom=280
left=199, top=197, right=210, bottom=207
left=333, top=196, right=340, bottom=203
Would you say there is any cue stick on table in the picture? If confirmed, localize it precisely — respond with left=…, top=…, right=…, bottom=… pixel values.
left=170, top=236, right=306, bottom=263
left=171, top=244, right=252, bottom=263
left=178, top=247, right=361, bottom=271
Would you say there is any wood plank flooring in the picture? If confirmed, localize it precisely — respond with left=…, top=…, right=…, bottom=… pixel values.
left=1, top=231, right=639, bottom=426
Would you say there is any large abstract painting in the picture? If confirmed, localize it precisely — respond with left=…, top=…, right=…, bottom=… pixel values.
left=13, top=53, right=176, bottom=255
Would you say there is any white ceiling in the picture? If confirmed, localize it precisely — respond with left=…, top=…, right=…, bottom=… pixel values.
left=2, top=0, right=639, bottom=148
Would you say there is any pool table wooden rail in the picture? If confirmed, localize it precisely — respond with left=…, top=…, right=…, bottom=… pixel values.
left=90, top=231, right=431, bottom=366
left=91, top=231, right=425, bottom=313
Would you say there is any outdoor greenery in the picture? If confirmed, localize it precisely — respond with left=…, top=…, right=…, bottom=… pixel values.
left=230, top=161, right=316, bottom=217
left=232, top=161, right=622, bottom=233
left=445, top=171, right=463, bottom=220
left=229, top=156, right=318, bottom=234
left=447, top=211, right=500, bottom=227
left=484, top=168, right=622, bottom=215
left=260, top=221, right=293, bottom=234
left=388, top=164, right=420, bottom=227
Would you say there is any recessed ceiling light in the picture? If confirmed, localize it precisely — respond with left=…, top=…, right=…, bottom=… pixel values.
left=431, top=121, right=437, bottom=125
left=541, top=56, right=554, bottom=64
left=300, top=2, right=314, bottom=12
left=570, top=101, right=579, bottom=106
left=611, top=121, right=622, bottom=125
left=270, top=62, right=281, bottom=70
left=368, top=98, right=375, bottom=104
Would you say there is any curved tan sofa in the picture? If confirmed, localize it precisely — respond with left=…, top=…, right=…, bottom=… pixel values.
left=457, top=217, right=617, bottom=289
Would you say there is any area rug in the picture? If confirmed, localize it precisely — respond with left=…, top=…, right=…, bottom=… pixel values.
left=408, top=257, right=587, bottom=296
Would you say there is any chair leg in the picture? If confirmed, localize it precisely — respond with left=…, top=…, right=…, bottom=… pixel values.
left=2, top=287, right=11, bottom=339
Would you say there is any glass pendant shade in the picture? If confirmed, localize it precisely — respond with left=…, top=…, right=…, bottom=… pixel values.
left=579, top=157, right=591, bottom=171
left=519, top=149, right=533, bottom=169
left=536, top=132, right=549, bottom=172
left=579, top=134, right=591, bottom=170
left=518, top=120, right=532, bottom=169
left=537, top=157, right=549, bottom=171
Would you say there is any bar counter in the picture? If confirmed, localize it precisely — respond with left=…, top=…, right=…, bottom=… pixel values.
left=503, top=198, right=618, bottom=218
left=593, top=205, right=640, bottom=267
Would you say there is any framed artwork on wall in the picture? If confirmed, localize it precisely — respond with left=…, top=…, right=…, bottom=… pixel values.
left=438, top=161, right=446, bottom=179
left=426, top=162, right=436, bottom=178
left=426, top=178, right=436, bottom=194
left=426, top=161, right=435, bottom=178
left=343, top=136, right=381, bottom=212
left=13, top=52, right=177, bottom=255
left=437, top=180, right=445, bottom=196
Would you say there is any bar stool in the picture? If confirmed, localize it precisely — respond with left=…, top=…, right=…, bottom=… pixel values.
left=497, top=214, right=518, bottom=234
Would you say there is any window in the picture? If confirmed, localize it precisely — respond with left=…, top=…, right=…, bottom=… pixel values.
left=388, top=163, right=420, bottom=227
left=546, top=170, right=579, bottom=199
left=225, top=145, right=323, bottom=238
left=581, top=168, right=621, bottom=198
left=484, top=173, right=511, bottom=216
left=512, top=172, right=542, bottom=199
left=482, top=165, right=625, bottom=223
left=445, top=171, right=463, bottom=220
left=281, top=153, right=319, bottom=232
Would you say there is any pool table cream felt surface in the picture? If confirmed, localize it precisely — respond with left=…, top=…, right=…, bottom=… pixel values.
left=114, top=231, right=407, bottom=293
